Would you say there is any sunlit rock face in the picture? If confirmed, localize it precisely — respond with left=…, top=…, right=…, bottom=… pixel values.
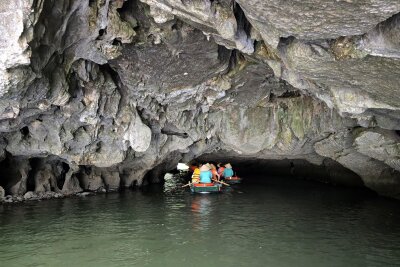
left=0, top=0, right=399, bottom=200
left=236, top=0, right=400, bottom=47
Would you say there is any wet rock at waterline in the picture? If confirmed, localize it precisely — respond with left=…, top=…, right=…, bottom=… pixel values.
left=0, top=0, right=399, bottom=200
left=0, top=186, right=5, bottom=201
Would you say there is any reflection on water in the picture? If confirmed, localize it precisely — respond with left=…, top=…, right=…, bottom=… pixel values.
left=0, top=176, right=400, bottom=267
left=191, top=195, right=213, bottom=230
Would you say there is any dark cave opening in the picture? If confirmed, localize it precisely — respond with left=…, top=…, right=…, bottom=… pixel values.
left=117, top=0, right=139, bottom=30
left=99, top=63, right=121, bottom=87
left=277, top=90, right=302, bottom=98
left=0, top=154, right=78, bottom=196
left=187, top=152, right=366, bottom=189
left=112, top=38, right=123, bottom=46
left=233, top=2, right=252, bottom=38
left=76, top=166, right=90, bottom=192
left=89, top=0, right=96, bottom=8
left=57, top=162, right=70, bottom=190
left=20, top=126, right=29, bottom=137
left=27, top=158, right=40, bottom=192
left=116, top=0, right=133, bottom=14
left=97, top=28, right=107, bottom=40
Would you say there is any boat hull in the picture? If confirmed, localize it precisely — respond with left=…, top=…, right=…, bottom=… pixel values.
left=190, top=183, right=222, bottom=193
left=224, top=176, right=242, bottom=184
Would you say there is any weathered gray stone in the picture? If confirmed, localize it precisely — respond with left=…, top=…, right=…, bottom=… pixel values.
left=359, top=13, right=400, bottom=59
left=4, top=195, right=13, bottom=203
left=23, top=191, right=37, bottom=200
left=314, top=130, right=400, bottom=198
left=355, top=130, right=400, bottom=171
left=101, top=170, right=120, bottom=191
left=0, top=0, right=33, bottom=96
left=237, top=0, right=400, bottom=47
left=140, top=0, right=254, bottom=54
left=0, top=186, right=5, bottom=200
left=280, top=38, right=400, bottom=116
left=30, top=160, right=62, bottom=194
left=62, top=165, right=83, bottom=195
left=79, top=168, right=105, bottom=192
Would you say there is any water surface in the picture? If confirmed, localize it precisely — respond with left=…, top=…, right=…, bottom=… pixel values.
left=1, top=177, right=399, bottom=267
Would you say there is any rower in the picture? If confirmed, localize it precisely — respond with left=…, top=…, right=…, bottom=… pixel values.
left=217, top=163, right=225, bottom=178
left=210, top=164, right=220, bottom=181
left=223, top=163, right=234, bottom=178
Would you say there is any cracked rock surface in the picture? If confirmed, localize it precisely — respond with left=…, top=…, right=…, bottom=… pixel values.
left=0, top=0, right=399, bottom=200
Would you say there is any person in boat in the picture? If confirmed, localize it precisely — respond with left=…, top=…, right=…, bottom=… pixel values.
left=189, top=163, right=197, bottom=173
left=223, top=163, right=234, bottom=178
left=199, top=164, right=212, bottom=183
left=210, top=164, right=220, bottom=181
left=217, top=163, right=225, bottom=177
left=191, top=164, right=200, bottom=184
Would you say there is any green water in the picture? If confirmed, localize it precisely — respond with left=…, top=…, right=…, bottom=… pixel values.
left=1, top=177, right=400, bottom=267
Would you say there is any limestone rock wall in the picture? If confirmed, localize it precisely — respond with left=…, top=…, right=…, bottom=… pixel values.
left=0, top=0, right=399, bottom=200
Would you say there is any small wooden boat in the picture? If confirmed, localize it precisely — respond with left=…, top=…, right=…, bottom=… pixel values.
left=224, top=176, right=242, bottom=184
left=190, top=182, right=222, bottom=193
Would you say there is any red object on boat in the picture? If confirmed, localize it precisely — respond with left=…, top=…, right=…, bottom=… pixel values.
left=193, top=183, right=215, bottom=187
left=225, top=176, right=240, bottom=180
left=224, top=176, right=242, bottom=184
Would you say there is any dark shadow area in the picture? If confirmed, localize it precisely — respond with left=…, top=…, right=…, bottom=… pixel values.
left=195, top=152, right=365, bottom=188
left=57, top=162, right=70, bottom=189
left=26, top=158, right=38, bottom=192
left=233, top=2, right=252, bottom=38
left=0, top=154, right=32, bottom=195
left=19, top=126, right=29, bottom=137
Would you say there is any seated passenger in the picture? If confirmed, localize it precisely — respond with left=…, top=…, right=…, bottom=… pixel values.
left=210, top=164, right=220, bottom=181
left=191, top=164, right=200, bottom=183
left=189, top=163, right=197, bottom=173
left=223, top=163, right=234, bottom=178
left=217, top=163, right=225, bottom=177
left=199, top=164, right=212, bottom=183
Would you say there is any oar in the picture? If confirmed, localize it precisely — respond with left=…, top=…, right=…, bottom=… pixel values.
left=181, top=182, right=192, bottom=188
left=212, top=179, right=230, bottom=186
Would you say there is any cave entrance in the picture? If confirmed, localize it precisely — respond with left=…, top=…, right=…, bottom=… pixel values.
left=188, top=152, right=365, bottom=188
left=27, top=158, right=41, bottom=192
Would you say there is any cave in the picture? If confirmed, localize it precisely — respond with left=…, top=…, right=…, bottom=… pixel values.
left=193, top=154, right=365, bottom=188
left=0, top=0, right=399, bottom=203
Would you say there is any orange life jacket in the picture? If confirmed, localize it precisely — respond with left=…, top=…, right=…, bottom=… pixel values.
left=192, top=168, right=200, bottom=183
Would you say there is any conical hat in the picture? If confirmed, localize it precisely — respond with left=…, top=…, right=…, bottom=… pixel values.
left=200, top=165, right=210, bottom=171
left=225, top=163, right=232, bottom=169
